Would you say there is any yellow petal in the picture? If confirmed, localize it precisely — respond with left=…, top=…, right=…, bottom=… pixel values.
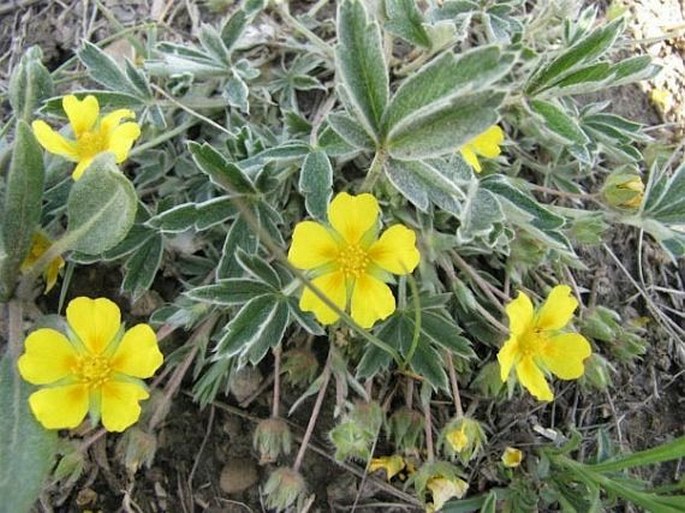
left=72, top=157, right=95, bottom=180
left=368, top=225, right=420, bottom=275
left=31, top=120, right=78, bottom=159
left=43, top=254, right=65, bottom=293
left=100, top=108, right=136, bottom=134
left=350, top=273, right=395, bottom=329
left=368, top=455, right=405, bottom=480
left=28, top=384, right=89, bottom=429
left=328, top=192, right=379, bottom=244
left=541, top=333, right=592, bottom=380
left=459, top=146, right=482, bottom=172
left=111, top=324, right=163, bottom=378
left=469, top=125, right=504, bottom=158
left=66, top=297, right=121, bottom=354
left=100, top=380, right=149, bottom=432
left=497, top=336, right=520, bottom=381
left=288, top=221, right=339, bottom=270
left=516, top=357, right=553, bottom=401
left=501, top=447, right=523, bottom=468
left=299, top=271, right=347, bottom=325
left=427, top=476, right=468, bottom=510
left=536, top=285, right=578, bottom=331
left=108, top=122, right=141, bottom=162
left=446, top=427, right=468, bottom=452
left=63, top=95, right=99, bottom=137
left=18, top=328, right=78, bottom=384
left=505, top=292, right=534, bottom=336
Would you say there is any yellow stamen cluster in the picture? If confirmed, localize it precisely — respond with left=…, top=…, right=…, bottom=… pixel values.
left=74, top=355, right=112, bottom=388
left=337, top=244, right=369, bottom=279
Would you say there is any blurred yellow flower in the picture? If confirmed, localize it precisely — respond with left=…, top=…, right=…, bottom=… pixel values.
left=20, top=232, right=64, bottom=293
left=32, top=95, right=140, bottom=180
left=368, top=455, right=405, bottom=480
left=287, top=192, right=420, bottom=328
left=502, top=447, right=524, bottom=468
left=18, top=297, right=163, bottom=432
left=459, top=125, right=504, bottom=173
left=426, top=475, right=468, bottom=512
left=445, top=425, right=468, bottom=452
left=498, top=285, right=592, bottom=401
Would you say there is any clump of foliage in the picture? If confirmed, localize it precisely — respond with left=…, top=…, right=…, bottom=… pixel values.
left=1, top=0, right=684, bottom=512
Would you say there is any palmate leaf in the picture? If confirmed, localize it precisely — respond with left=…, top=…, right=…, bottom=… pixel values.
left=336, top=0, right=389, bottom=138
left=529, top=99, right=590, bottom=146
left=213, top=294, right=290, bottom=365
left=384, top=0, right=431, bottom=48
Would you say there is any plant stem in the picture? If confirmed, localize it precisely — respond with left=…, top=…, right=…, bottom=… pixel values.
left=272, top=345, right=282, bottom=418
left=293, top=349, right=333, bottom=472
left=7, top=300, right=24, bottom=360
left=360, top=150, right=386, bottom=193
left=423, top=398, right=435, bottom=461
left=445, top=351, right=464, bottom=418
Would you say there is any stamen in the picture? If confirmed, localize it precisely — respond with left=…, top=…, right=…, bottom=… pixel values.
left=337, top=244, right=369, bottom=279
left=73, top=355, right=112, bottom=388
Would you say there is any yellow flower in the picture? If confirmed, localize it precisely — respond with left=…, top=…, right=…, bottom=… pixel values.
left=445, top=425, right=468, bottom=452
left=32, top=95, right=141, bottom=180
left=459, top=125, right=504, bottom=173
left=368, top=455, right=405, bottom=481
left=497, top=285, right=592, bottom=401
left=287, top=192, right=420, bottom=329
left=501, top=447, right=524, bottom=468
left=18, top=297, right=163, bottom=432
left=426, top=476, right=468, bottom=512
left=20, top=232, right=65, bottom=293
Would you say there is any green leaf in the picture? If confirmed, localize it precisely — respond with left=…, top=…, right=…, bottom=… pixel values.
left=235, top=249, right=282, bottom=288
left=148, top=203, right=197, bottom=233
left=221, top=9, right=248, bottom=51
left=481, top=175, right=565, bottom=231
left=0, top=121, right=45, bottom=300
left=457, top=181, right=504, bottom=244
left=223, top=74, right=249, bottom=112
left=187, top=279, right=274, bottom=305
left=195, top=197, right=236, bottom=230
left=642, top=161, right=685, bottom=224
left=214, top=295, right=290, bottom=364
left=384, top=158, right=469, bottom=216
left=199, top=23, right=231, bottom=66
left=336, top=0, right=389, bottom=137
left=287, top=297, right=325, bottom=336
left=121, top=234, right=163, bottom=301
left=189, top=142, right=256, bottom=194
left=412, top=310, right=475, bottom=359
left=589, top=435, right=685, bottom=473
left=387, top=91, right=505, bottom=160
left=383, top=47, right=514, bottom=132
left=9, top=46, right=53, bottom=121
left=78, top=42, right=141, bottom=96
left=411, top=340, right=448, bottom=390
left=66, top=154, right=138, bottom=254
left=384, top=0, right=431, bottom=48
left=529, top=99, right=589, bottom=145
left=299, top=151, right=333, bottom=221
left=527, top=17, right=624, bottom=94
left=327, top=113, right=376, bottom=150
left=217, top=215, right=259, bottom=278
left=0, top=356, right=58, bottom=513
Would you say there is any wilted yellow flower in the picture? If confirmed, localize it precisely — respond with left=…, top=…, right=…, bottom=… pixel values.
left=287, top=192, right=420, bottom=328
left=32, top=95, right=141, bottom=180
left=649, top=88, right=671, bottom=112
left=426, top=476, right=468, bottom=512
left=368, top=455, right=405, bottom=481
left=498, top=285, right=592, bottom=401
left=20, top=232, right=64, bottom=293
left=602, top=171, right=644, bottom=210
left=459, top=125, right=504, bottom=173
left=18, top=297, right=163, bottom=432
left=501, top=447, right=524, bottom=468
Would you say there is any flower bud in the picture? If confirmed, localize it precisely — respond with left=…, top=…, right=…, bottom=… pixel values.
left=387, top=407, right=424, bottom=454
left=253, top=417, right=292, bottom=464
left=263, top=467, right=306, bottom=512
left=501, top=447, right=524, bottom=468
left=602, top=171, right=644, bottom=209
left=329, top=401, right=383, bottom=461
left=282, top=348, right=319, bottom=387
left=116, top=426, right=158, bottom=474
left=439, top=416, right=486, bottom=463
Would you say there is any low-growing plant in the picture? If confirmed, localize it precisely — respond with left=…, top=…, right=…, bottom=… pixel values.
left=1, top=0, right=684, bottom=511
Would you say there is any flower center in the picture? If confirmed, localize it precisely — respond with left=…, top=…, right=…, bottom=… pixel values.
left=74, top=355, right=112, bottom=388
left=337, top=244, right=369, bottom=279
left=76, top=130, right=108, bottom=159
left=518, top=328, right=548, bottom=358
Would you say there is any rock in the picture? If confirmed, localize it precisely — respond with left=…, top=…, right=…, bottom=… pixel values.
left=219, top=457, right=259, bottom=494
